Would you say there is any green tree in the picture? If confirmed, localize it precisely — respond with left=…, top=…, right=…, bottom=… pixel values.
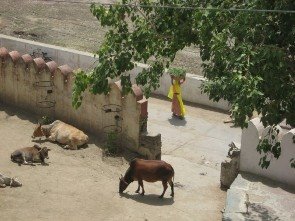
left=73, top=0, right=295, bottom=166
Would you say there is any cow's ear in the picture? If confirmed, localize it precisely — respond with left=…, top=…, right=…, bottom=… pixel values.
left=33, top=144, right=41, bottom=150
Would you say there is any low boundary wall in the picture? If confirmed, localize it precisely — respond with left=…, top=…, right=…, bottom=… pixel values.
left=240, top=118, right=295, bottom=187
left=0, top=34, right=229, bottom=111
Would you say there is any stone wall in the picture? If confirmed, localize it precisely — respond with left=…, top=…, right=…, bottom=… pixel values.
left=0, top=47, right=161, bottom=159
left=240, top=117, right=295, bottom=187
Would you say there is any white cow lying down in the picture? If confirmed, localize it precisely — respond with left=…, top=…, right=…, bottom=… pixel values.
left=32, top=120, right=89, bottom=150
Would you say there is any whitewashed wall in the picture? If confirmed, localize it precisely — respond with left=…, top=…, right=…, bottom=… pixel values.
left=240, top=117, right=295, bottom=187
left=0, top=34, right=229, bottom=111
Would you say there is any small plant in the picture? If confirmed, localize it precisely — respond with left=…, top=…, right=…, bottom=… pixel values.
left=39, top=116, right=54, bottom=125
left=168, top=67, right=186, bottom=79
left=105, top=132, right=118, bottom=155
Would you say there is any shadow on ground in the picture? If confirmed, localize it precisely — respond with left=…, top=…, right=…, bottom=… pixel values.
left=241, top=172, right=295, bottom=194
left=120, top=192, right=175, bottom=206
left=0, top=103, right=38, bottom=124
left=168, top=117, right=187, bottom=126
left=244, top=203, right=279, bottom=221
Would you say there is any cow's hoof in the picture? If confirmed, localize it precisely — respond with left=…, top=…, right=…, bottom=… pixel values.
left=159, top=195, right=164, bottom=199
left=170, top=193, right=174, bottom=197
left=140, top=193, right=145, bottom=196
left=135, top=190, right=139, bottom=193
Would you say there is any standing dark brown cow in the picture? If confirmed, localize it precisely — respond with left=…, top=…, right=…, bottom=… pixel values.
left=119, top=159, right=175, bottom=198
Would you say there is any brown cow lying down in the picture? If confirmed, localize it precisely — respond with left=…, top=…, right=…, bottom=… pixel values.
left=32, top=120, right=89, bottom=150
left=11, top=144, right=50, bottom=166
left=0, top=173, right=22, bottom=188
left=119, top=159, right=175, bottom=198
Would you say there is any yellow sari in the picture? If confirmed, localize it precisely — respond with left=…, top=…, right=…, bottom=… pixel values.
left=168, top=80, right=186, bottom=117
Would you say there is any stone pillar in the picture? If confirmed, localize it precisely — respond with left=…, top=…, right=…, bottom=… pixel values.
left=220, top=142, right=240, bottom=189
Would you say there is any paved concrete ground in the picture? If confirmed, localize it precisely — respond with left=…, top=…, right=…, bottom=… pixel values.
left=223, top=172, right=295, bottom=221
left=148, top=97, right=241, bottom=168
left=0, top=98, right=241, bottom=221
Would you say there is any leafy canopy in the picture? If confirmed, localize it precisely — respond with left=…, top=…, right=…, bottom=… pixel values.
left=73, top=0, right=295, bottom=130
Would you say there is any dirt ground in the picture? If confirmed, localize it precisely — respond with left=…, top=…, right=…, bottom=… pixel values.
left=0, top=2, right=232, bottom=220
left=0, top=102, right=227, bottom=221
left=0, top=0, right=203, bottom=75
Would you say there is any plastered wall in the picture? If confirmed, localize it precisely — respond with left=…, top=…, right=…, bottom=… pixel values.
left=240, top=118, right=295, bottom=187
left=0, top=47, right=161, bottom=159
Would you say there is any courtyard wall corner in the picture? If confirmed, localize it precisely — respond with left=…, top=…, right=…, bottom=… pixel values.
left=0, top=47, right=161, bottom=160
left=240, top=117, right=295, bottom=187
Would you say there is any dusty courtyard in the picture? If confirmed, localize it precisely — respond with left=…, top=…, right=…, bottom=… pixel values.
left=0, top=98, right=241, bottom=221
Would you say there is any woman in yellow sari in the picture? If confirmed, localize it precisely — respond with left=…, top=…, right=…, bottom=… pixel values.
left=168, top=76, right=186, bottom=119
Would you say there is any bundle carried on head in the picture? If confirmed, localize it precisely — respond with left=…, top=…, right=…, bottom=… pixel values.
left=168, top=67, right=186, bottom=80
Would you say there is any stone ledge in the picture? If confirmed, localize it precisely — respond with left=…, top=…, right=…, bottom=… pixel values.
left=230, top=174, right=251, bottom=191
left=223, top=172, right=295, bottom=220
left=224, top=188, right=248, bottom=214
left=222, top=213, right=245, bottom=221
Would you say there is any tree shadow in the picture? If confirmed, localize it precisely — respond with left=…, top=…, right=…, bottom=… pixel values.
left=244, top=203, right=280, bottom=221
left=0, top=103, right=38, bottom=124
left=240, top=172, right=295, bottom=194
left=77, top=143, right=89, bottom=150
left=168, top=116, right=187, bottom=126
left=120, top=192, right=175, bottom=206
left=32, top=139, right=48, bottom=144
left=32, top=139, right=65, bottom=149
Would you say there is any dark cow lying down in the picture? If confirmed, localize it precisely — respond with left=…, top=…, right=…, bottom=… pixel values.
left=11, top=145, right=50, bottom=166
left=119, top=159, right=175, bottom=198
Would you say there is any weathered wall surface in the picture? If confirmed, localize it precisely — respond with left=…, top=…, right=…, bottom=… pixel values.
left=0, top=34, right=229, bottom=111
left=0, top=47, right=161, bottom=159
left=240, top=117, right=295, bottom=187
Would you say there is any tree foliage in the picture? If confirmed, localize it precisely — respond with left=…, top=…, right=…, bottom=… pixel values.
left=256, top=126, right=281, bottom=169
left=73, top=0, right=294, bottom=126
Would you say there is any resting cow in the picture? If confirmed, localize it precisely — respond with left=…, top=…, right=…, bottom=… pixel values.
left=0, top=173, right=22, bottom=188
left=11, top=144, right=50, bottom=166
left=119, top=159, right=175, bottom=198
left=32, top=120, right=89, bottom=150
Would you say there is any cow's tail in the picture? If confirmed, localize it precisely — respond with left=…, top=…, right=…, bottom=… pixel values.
left=171, top=166, right=175, bottom=182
